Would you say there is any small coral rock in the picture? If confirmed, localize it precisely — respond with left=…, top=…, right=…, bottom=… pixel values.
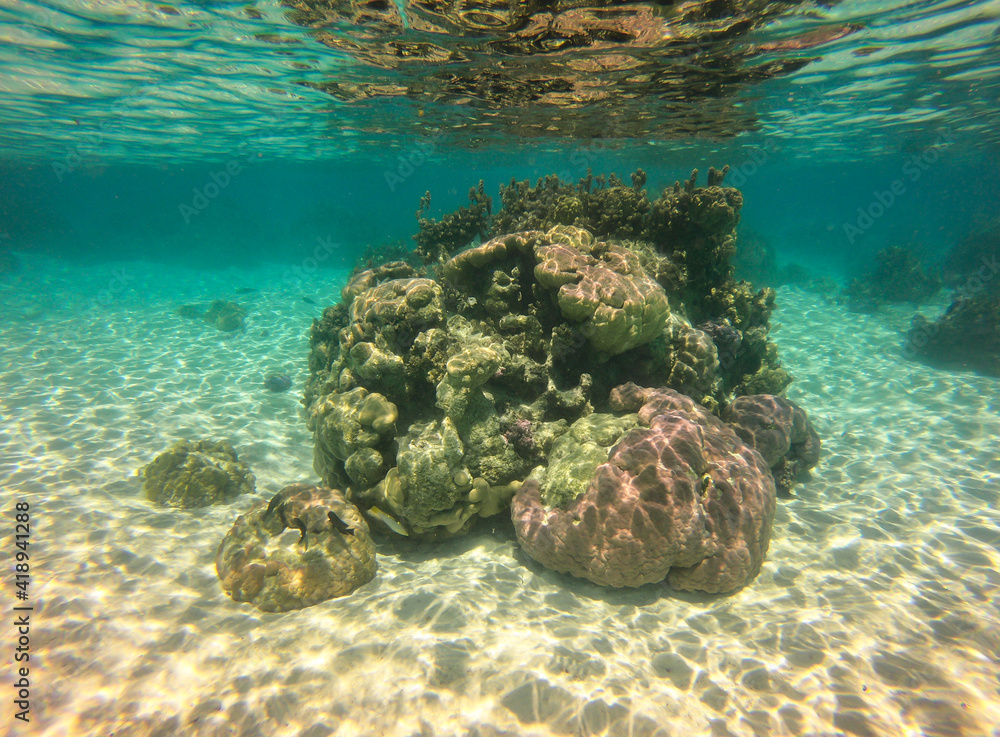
left=512, top=385, right=776, bottom=594
left=140, top=439, right=255, bottom=509
left=723, top=394, right=821, bottom=495
left=204, top=300, right=246, bottom=332
left=216, top=484, right=376, bottom=612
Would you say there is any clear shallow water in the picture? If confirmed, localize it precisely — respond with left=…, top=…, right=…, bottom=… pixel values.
left=2, top=0, right=1000, bottom=735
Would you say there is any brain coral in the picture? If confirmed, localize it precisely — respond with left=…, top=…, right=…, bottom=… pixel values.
left=512, top=384, right=776, bottom=593
left=216, top=483, right=376, bottom=612
left=532, top=226, right=671, bottom=354
left=140, top=439, right=255, bottom=509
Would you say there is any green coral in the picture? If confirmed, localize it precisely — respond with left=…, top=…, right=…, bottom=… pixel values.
left=533, top=226, right=671, bottom=355
left=312, top=387, right=397, bottom=490
left=140, top=439, right=255, bottom=509
left=529, top=413, right=639, bottom=508
left=491, top=170, right=650, bottom=241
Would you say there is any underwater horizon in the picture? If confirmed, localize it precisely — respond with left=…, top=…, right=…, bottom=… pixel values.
left=2, top=0, right=1000, bottom=736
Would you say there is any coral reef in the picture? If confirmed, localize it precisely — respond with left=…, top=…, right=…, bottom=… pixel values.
left=845, top=245, right=941, bottom=311
left=531, top=226, right=671, bottom=354
left=906, top=291, right=1000, bottom=377
left=140, top=439, right=255, bottom=509
left=528, top=412, right=639, bottom=509
left=645, top=167, right=742, bottom=317
left=304, top=168, right=802, bottom=547
left=943, top=218, right=1000, bottom=288
left=723, top=394, right=821, bottom=496
left=490, top=170, right=650, bottom=240
left=511, top=385, right=776, bottom=593
left=305, top=225, right=681, bottom=537
left=414, top=182, right=492, bottom=263
left=216, top=483, right=376, bottom=612
left=662, top=319, right=720, bottom=408
left=413, top=167, right=786, bottom=398
left=698, top=282, right=791, bottom=397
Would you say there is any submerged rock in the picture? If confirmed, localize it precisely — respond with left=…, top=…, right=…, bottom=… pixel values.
left=906, top=288, right=1000, bottom=376
left=303, top=169, right=798, bottom=548
left=204, top=300, right=246, bottom=332
left=263, top=373, right=293, bottom=392
left=845, top=245, right=940, bottom=311
left=175, top=304, right=204, bottom=320
left=140, top=439, right=255, bottom=509
left=176, top=300, right=247, bottom=332
left=216, top=483, right=376, bottom=612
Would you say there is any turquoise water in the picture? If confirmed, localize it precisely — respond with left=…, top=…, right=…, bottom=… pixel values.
left=3, top=1, right=1000, bottom=736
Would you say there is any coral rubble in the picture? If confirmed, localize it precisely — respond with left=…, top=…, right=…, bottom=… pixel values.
left=140, top=439, right=255, bottom=509
left=216, top=483, right=376, bottom=611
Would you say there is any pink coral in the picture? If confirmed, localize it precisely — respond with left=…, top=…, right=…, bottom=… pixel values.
left=512, top=384, right=776, bottom=593
left=722, top=394, right=820, bottom=495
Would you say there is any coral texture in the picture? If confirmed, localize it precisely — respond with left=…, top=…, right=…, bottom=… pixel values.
left=414, top=183, right=492, bottom=263
left=512, top=384, right=777, bottom=593
left=421, top=168, right=789, bottom=397
left=216, top=484, right=376, bottom=612
left=140, top=439, right=255, bottom=509
left=723, top=394, right=821, bottom=495
left=305, top=226, right=680, bottom=537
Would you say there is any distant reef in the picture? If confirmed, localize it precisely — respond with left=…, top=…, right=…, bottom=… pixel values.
left=904, top=218, right=1000, bottom=376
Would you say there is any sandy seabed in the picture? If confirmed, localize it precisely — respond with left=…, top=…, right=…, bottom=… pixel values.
left=1, top=256, right=999, bottom=737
